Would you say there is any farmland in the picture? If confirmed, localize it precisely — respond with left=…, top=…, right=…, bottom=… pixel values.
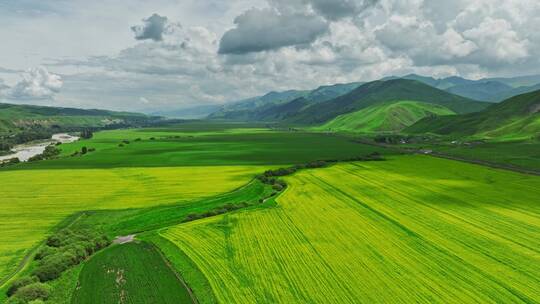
left=1, top=123, right=539, bottom=303
left=0, top=165, right=262, bottom=283
left=19, top=125, right=384, bottom=169
left=162, top=155, right=540, bottom=303
left=72, top=242, right=194, bottom=304
left=0, top=125, right=386, bottom=294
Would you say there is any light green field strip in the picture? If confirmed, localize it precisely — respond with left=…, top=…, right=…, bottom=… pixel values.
left=0, top=165, right=263, bottom=282
left=162, top=155, right=540, bottom=303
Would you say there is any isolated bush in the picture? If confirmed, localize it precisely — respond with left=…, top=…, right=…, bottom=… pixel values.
left=80, top=129, right=93, bottom=139
left=12, top=283, right=50, bottom=302
left=81, top=146, right=88, bottom=154
left=45, top=235, right=62, bottom=247
left=7, top=276, right=38, bottom=297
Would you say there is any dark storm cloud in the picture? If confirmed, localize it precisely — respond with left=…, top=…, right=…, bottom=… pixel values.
left=307, top=0, right=379, bottom=21
left=131, top=13, right=169, bottom=41
left=218, top=8, right=328, bottom=54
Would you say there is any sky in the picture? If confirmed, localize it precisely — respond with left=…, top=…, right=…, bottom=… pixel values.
left=0, top=0, right=539, bottom=111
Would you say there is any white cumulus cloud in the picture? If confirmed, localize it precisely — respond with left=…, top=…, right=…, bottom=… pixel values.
left=6, top=67, right=63, bottom=100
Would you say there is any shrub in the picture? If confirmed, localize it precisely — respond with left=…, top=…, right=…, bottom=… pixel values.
left=33, top=258, right=69, bottom=282
left=272, top=184, right=284, bottom=191
left=7, top=276, right=38, bottom=297
left=81, top=146, right=88, bottom=154
left=184, top=213, right=202, bottom=222
left=5, top=297, right=26, bottom=304
left=12, top=283, right=51, bottom=302
left=80, top=130, right=93, bottom=139
left=34, top=246, right=57, bottom=260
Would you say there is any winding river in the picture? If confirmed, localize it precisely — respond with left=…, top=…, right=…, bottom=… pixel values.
left=0, top=133, right=79, bottom=162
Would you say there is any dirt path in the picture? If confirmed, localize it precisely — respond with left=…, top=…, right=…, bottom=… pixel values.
left=113, top=235, right=136, bottom=244
left=429, top=152, right=540, bottom=176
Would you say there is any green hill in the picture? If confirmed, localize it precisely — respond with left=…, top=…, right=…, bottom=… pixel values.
left=406, top=89, right=540, bottom=141
left=0, top=103, right=158, bottom=152
left=287, top=79, right=489, bottom=124
left=0, top=103, right=151, bottom=133
left=315, top=100, right=455, bottom=133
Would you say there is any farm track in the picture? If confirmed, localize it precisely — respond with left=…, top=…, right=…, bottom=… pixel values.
left=429, top=152, right=540, bottom=176
left=355, top=139, right=540, bottom=176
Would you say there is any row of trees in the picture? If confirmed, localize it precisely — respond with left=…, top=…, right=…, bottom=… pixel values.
left=5, top=228, right=110, bottom=303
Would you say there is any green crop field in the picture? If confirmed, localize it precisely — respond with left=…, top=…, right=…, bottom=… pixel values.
left=162, top=155, right=540, bottom=303
left=405, top=140, right=540, bottom=171
left=72, top=241, right=194, bottom=304
left=0, top=165, right=262, bottom=283
left=17, top=126, right=384, bottom=169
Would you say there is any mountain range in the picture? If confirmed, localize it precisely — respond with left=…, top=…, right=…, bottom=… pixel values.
left=386, top=74, right=540, bottom=102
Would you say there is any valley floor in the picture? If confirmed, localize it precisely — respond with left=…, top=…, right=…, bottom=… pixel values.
left=1, top=125, right=539, bottom=303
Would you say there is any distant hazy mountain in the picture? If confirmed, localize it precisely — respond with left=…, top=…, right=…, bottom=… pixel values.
left=406, top=89, right=540, bottom=141
left=446, top=81, right=514, bottom=102
left=485, top=75, right=540, bottom=88
left=391, top=74, right=540, bottom=102
left=383, top=74, right=474, bottom=90
left=208, top=82, right=362, bottom=121
left=208, top=90, right=309, bottom=120
left=285, top=79, right=489, bottom=124
left=150, top=105, right=221, bottom=119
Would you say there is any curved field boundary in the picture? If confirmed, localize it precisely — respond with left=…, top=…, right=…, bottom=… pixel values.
left=152, top=242, right=199, bottom=304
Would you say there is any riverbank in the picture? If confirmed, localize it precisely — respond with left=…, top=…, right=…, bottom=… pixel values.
left=0, top=133, right=79, bottom=163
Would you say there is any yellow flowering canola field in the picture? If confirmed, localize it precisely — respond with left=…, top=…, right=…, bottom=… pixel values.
left=0, top=165, right=262, bottom=281
left=163, top=155, right=540, bottom=303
